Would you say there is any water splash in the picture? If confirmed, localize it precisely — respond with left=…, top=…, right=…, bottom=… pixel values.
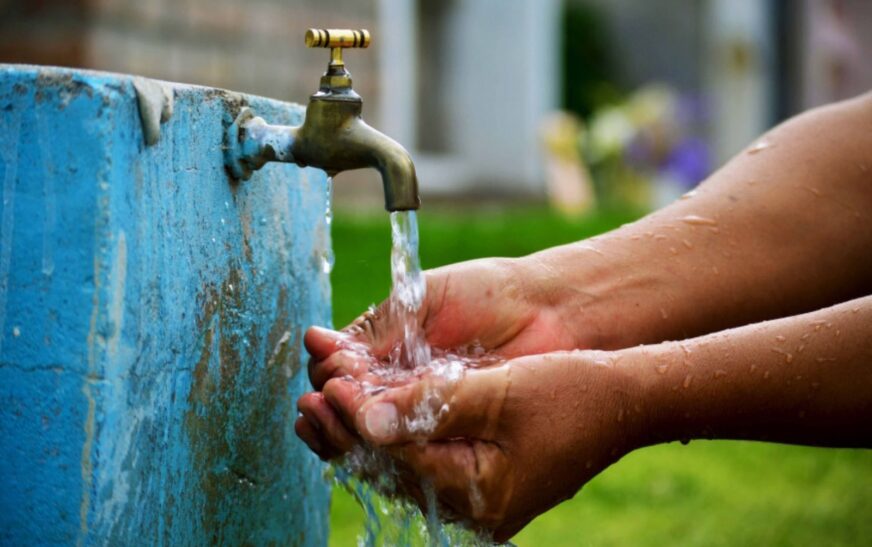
left=330, top=210, right=502, bottom=546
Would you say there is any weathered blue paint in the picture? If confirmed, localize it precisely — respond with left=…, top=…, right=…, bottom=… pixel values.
left=0, top=65, right=332, bottom=546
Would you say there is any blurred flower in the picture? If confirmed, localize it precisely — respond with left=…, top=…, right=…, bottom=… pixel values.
left=540, top=112, right=596, bottom=215
left=587, top=106, right=635, bottom=162
left=665, top=137, right=710, bottom=189
left=577, top=82, right=711, bottom=211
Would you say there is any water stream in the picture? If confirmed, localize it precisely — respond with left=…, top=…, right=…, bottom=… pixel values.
left=323, top=182, right=496, bottom=545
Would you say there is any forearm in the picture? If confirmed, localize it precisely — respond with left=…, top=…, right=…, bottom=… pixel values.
left=629, top=295, right=872, bottom=448
left=525, top=93, right=872, bottom=349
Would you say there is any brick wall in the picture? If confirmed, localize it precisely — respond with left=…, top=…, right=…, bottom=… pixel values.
left=0, top=0, right=381, bottom=115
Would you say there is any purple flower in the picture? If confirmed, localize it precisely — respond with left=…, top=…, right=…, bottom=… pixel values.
left=664, top=138, right=710, bottom=188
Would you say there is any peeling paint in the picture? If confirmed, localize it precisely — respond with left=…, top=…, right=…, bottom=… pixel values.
left=0, top=65, right=330, bottom=546
left=132, top=77, right=174, bottom=146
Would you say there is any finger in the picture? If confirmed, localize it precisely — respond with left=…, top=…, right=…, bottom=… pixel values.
left=309, top=349, right=378, bottom=390
left=323, top=367, right=508, bottom=446
left=297, top=392, right=358, bottom=455
left=304, top=326, right=350, bottom=361
left=294, top=415, right=333, bottom=460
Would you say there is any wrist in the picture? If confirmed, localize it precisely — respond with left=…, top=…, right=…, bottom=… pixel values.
left=521, top=240, right=677, bottom=350
left=564, top=348, right=663, bottom=454
left=613, top=343, right=692, bottom=448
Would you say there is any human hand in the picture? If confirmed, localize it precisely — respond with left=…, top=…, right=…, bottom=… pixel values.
left=297, top=257, right=586, bottom=460
left=304, top=350, right=647, bottom=541
left=305, top=257, right=582, bottom=384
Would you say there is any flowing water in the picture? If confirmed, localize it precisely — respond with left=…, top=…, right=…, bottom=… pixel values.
left=388, top=211, right=430, bottom=370
left=322, top=184, right=498, bottom=545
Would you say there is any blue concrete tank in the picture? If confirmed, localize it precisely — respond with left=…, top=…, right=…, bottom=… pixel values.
left=0, top=65, right=331, bottom=545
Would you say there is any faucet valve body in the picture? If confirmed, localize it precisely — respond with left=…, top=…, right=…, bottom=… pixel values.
left=224, top=29, right=420, bottom=211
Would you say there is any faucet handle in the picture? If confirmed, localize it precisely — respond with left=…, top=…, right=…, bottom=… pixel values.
left=305, top=29, right=370, bottom=49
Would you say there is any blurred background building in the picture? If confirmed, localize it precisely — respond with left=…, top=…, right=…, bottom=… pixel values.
left=1, top=0, right=870, bottom=210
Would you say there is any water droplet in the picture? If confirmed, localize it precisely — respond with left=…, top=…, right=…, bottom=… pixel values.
left=616, top=408, right=624, bottom=422
left=655, top=234, right=668, bottom=241
left=683, top=374, right=693, bottom=389
left=680, top=190, right=698, bottom=200
left=220, top=217, right=226, bottom=225
left=763, top=370, right=771, bottom=379
left=578, top=244, right=604, bottom=256
left=660, top=308, right=669, bottom=319
left=775, top=347, right=793, bottom=363
left=749, top=364, right=757, bottom=373
left=320, top=250, right=335, bottom=274
left=711, top=266, right=720, bottom=275
left=714, top=369, right=727, bottom=378
left=775, top=335, right=785, bottom=342
left=669, top=246, right=677, bottom=255
left=680, top=343, right=692, bottom=357
left=680, top=215, right=718, bottom=227
left=748, top=140, right=773, bottom=154
left=12, top=326, right=20, bottom=337
left=803, top=186, right=821, bottom=197
left=682, top=239, right=693, bottom=249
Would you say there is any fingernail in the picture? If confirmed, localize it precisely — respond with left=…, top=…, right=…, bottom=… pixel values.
left=363, top=402, right=398, bottom=442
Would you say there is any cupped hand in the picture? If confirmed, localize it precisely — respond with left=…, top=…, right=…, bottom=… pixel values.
left=302, top=350, right=648, bottom=542
left=305, top=257, right=582, bottom=384
left=297, top=257, right=583, bottom=460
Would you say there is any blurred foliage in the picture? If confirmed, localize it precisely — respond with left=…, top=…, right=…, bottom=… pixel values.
left=325, top=204, right=872, bottom=546
left=561, top=2, right=621, bottom=119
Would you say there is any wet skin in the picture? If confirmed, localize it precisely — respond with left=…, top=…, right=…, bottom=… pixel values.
left=296, top=93, right=872, bottom=540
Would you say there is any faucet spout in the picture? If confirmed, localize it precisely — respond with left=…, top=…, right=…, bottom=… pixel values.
left=329, top=116, right=420, bottom=212
left=224, top=28, right=420, bottom=211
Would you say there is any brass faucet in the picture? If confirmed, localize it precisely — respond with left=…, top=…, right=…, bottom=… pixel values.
left=225, top=29, right=420, bottom=211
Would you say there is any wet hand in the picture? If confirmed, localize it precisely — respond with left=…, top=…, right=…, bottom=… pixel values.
left=305, top=257, right=582, bottom=382
left=298, top=257, right=583, bottom=461
left=312, top=350, right=647, bottom=542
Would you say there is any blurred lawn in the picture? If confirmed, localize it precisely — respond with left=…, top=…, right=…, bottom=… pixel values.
left=326, top=204, right=872, bottom=546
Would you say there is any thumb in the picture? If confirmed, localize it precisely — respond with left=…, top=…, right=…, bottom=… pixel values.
left=323, top=366, right=509, bottom=446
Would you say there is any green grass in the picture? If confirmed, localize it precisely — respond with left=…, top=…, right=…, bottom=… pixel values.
left=326, top=204, right=872, bottom=546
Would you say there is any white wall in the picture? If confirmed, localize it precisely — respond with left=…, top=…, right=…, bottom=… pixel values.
left=378, top=0, right=560, bottom=196
left=703, top=0, right=775, bottom=162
